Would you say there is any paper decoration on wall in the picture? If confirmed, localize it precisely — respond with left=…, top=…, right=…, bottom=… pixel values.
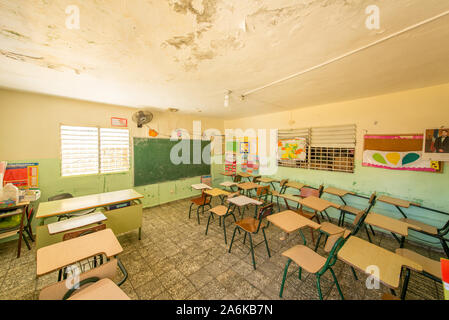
left=240, top=141, right=249, bottom=154
left=3, top=163, right=39, bottom=188
left=225, top=151, right=237, bottom=175
left=148, top=128, right=158, bottom=137
left=111, top=117, right=128, bottom=127
left=422, top=128, right=449, bottom=161
left=363, top=134, right=443, bottom=173
left=442, top=258, right=449, bottom=300
left=247, top=155, right=260, bottom=175
left=278, top=138, right=307, bottom=161
left=201, top=175, right=212, bottom=187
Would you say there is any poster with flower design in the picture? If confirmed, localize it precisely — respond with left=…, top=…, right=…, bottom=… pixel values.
left=278, top=138, right=307, bottom=161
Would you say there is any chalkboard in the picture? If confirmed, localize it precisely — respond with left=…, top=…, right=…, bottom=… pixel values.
left=133, top=138, right=211, bottom=186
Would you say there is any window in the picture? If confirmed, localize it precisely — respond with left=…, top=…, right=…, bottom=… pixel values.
left=277, top=124, right=356, bottom=173
left=60, top=125, right=130, bottom=177
left=100, top=128, right=130, bottom=173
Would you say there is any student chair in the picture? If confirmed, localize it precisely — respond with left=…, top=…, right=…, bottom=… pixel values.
left=48, top=193, right=96, bottom=221
left=205, top=192, right=240, bottom=244
left=283, top=185, right=324, bottom=243
left=57, top=224, right=128, bottom=285
left=39, top=256, right=130, bottom=300
left=338, top=192, right=377, bottom=227
left=252, top=185, right=270, bottom=204
left=395, top=248, right=443, bottom=300
left=188, top=191, right=212, bottom=225
left=398, top=217, right=449, bottom=259
left=279, top=231, right=350, bottom=300
left=270, top=179, right=289, bottom=211
left=228, top=203, right=274, bottom=270
left=252, top=175, right=261, bottom=183
left=233, top=175, right=242, bottom=183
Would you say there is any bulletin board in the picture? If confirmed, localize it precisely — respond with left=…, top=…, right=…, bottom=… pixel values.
left=362, top=134, right=443, bottom=173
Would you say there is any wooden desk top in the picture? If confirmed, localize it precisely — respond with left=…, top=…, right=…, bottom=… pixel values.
left=220, top=181, right=238, bottom=187
left=279, top=193, right=302, bottom=203
left=237, top=182, right=262, bottom=190
left=298, top=196, right=341, bottom=212
left=285, top=181, right=306, bottom=190
left=258, top=177, right=278, bottom=183
left=36, top=189, right=143, bottom=219
left=68, top=278, right=130, bottom=300
left=47, top=212, right=107, bottom=235
left=338, top=236, right=422, bottom=289
left=227, top=195, right=262, bottom=207
left=365, top=213, right=421, bottom=237
left=324, top=187, right=354, bottom=197
left=377, top=195, right=411, bottom=208
left=204, top=188, right=230, bottom=197
left=237, top=172, right=253, bottom=178
left=267, top=210, right=321, bottom=233
left=221, top=172, right=236, bottom=176
left=36, top=228, right=123, bottom=276
left=191, top=183, right=213, bottom=190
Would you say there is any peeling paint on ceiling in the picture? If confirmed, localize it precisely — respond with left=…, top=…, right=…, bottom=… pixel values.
left=0, top=0, right=448, bottom=119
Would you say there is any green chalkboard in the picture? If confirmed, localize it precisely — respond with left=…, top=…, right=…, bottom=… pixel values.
left=133, top=138, right=211, bottom=186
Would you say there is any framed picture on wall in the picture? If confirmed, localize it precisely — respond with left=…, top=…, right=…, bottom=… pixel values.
left=422, top=128, right=449, bottom=161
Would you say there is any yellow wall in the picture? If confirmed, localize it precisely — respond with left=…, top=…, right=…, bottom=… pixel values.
left=225, top=82, right=449, bottom=160
left=0, top=89, right=223, bottom=160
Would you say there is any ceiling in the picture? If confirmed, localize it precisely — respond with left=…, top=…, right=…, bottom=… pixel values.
left=0, top=0, right=449, bottom=119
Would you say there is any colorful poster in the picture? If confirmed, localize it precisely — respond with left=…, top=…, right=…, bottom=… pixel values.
left=3, top=163, right=39, bottom=188
left=442, top=258, right=449, bottom=300
left=278, top=138, right=307, bottom=161
left=363, top=150, right=438, bottom=172
left=363, top=134, right=442, bottom=173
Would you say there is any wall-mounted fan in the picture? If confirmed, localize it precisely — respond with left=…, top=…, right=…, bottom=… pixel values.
left=132, top=110, right=153, bottom=128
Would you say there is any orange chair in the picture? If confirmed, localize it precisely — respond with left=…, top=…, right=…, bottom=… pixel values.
left=188, top=191, right=212, bottom=225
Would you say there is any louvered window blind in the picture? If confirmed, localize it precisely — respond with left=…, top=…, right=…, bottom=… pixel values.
left=100, top=128, right=130, bottom=174
left=277, top=124, right=356, bottom=173
left=61, top=125, right=130, bottom=177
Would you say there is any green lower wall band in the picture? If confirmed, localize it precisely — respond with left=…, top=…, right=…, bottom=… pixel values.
left=3, top=156, right=447, bottom=252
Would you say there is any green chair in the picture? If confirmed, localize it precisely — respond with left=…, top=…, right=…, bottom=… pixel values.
left=228, top=203, right=274, bottom=270
left=270, top=179, right=289, bottom=212
left=205, top=192, right=240, bottom=244
left=279, top=231, right=350, bottom=300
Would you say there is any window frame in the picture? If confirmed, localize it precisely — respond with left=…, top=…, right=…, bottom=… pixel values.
left=59, top=124, right=131, bottom=177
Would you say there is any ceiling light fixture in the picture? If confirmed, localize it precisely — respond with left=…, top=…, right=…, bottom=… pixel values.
left=224, top=90, right=231, bottom=108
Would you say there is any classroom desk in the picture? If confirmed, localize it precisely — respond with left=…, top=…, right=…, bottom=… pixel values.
left=237, top=172, right=253, bottom=182
left=204, top=188, right=230, bottom=204
left=227, top=195, right=262, bottom=218
left=364, top=212, right=421, bottom=247
left=220, top=181, right=238, bottom=191
left=298, top=196, right=341, bottom=212
left=237, top=182, right=262, bottom=197
left=284, top=181, right=306, bottom=192
left=47, top=212, right=107, bottom=235
left=191, top=184, right=213, bottom=191
left=68, top=278, right=131, bottom=300
left=0, top=201, right=29, bottom=258
left=36, top=189, right=143, bottom=249
left=376, top=195, right=417, bottom=219
left=258, top=177, right=278, bottom=190
left=36, top=228, right=123, bottom=277
left=338, top=236, right=422, bottom=296
left=267, top=210, right=321, bottom=245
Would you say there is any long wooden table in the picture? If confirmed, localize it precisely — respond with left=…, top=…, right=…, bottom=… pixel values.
left=36, top=189, right=143, bottom=249
left=338, top=236, right=422, bottom=295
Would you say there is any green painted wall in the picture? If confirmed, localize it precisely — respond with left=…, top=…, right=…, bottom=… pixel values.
left=1, top=155, right=224, bottom=243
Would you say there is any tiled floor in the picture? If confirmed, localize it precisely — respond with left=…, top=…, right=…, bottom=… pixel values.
left=0, top=197, right=445, bottom=300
